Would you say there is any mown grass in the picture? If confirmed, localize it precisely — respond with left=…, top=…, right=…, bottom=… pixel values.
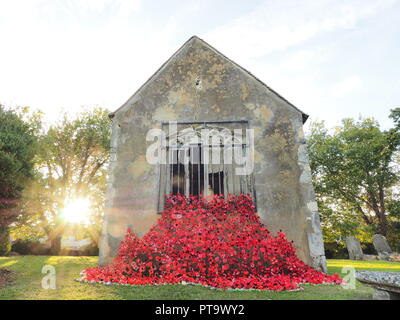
left=0, top=256, right=399, bottom=300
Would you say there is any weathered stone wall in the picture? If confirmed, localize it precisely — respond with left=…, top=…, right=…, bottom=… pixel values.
left=99, top=37, right=327, bottom=271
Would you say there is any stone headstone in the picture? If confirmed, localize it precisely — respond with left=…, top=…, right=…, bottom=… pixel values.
left=389, top=252, right=400, bottom=262
left=356, top=271, right=400, bottom=300
left=362, top=254, right=378, bottom=261
left=346, top=236, right=364, bottom=260
left=372, top=234, right=392, bottom=255
left=7, top=252, right=20, bottom=257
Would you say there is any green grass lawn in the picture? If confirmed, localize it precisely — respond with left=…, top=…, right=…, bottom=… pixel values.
left=0, top=256, right=399, bottom=300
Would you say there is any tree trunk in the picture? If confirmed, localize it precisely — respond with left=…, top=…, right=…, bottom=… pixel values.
left=377, top=185, right=388, bottom=237
left=0, top=226, right=11, bottom=256
left=46, top=214, right=66, bottom=255
left=48, top=228, right=62, bottom=255
left=377, top=212, right=389, bottom=237
left=49, top=235, right=61, bottom=255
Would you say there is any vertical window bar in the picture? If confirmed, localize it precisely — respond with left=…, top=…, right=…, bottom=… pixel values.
left=239, top=129, right=243, bottom=195
left=246, top=121, right=257, bottom=209
left=218, top=144, right=222, bottom=195
left=223, top=144, right=228, bottom=199
left=171, top=148, right=174, bottom=194
left=231, top=135, right=236, bottom=195
left=197, top=145, right=201, bottom=196
left=185, top=147, right=189, bottom=197
left=168, top=146, right=172, bottom=195
left=170, top=147, right=174, bottom=195
left=178, top=149, right=181, bottom=194
left=189, top=146, right=193, bottom=195
left=174, top=148, right=179, bottom=194
left=244, top=123, right=249, bottom=195
left=166, top=146, right=170, bottom=195
left=239, top=124, right=244, bottom=195
left=204, top=146, right=209, bottom=196
left=242, top=143, right=247, bottom=195
left=210, top=145, right=213, bottom=194
left=157, top=144, right=166, bottom=212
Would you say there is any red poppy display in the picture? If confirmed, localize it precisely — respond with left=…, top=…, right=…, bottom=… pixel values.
left=82, top=194, right=342, bottom=291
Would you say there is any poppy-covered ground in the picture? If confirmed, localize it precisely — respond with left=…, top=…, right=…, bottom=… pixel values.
left=82, top=195, right=341, bottom=291
left=1, top=256, right=400, bottom=299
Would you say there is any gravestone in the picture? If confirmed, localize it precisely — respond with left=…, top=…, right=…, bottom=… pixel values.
left=346, top=236, right=364, bottom=260
left=356, top=271, right=400, bottom=300
left=362, top=254, right=378, bottom=261
left=372, top=234, right=392, bottom=260
left=372, top=234, right=392, bottom=254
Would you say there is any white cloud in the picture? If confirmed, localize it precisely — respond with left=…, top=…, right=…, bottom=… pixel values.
left=204, top=0, right=398, bottom=61
left=72, top=0, right=111, bottom=12
left=330, top=75, right=363, bottom=97
left=57, top=0, right=141, bottom=15
left=115, top=0, right=141, bottom=16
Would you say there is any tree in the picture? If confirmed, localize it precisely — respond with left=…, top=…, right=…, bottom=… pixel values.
left=22, top=107, right=111, bottom=254
left=386, top=107, right=400, bottom=250
left=307, top=114, right=399, bottom=244
left=389, top=107, right=400, bottom=130
left=0, top=105, right=39, bottom=255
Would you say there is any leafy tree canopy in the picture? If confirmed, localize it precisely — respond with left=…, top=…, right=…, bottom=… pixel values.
left=0, top=105, right=40, bottom=226
left=18, top=107, right=111, bottom=253
left=0, top=105, right=41, bottom=255
left=307, top=110, right=399, bottom=245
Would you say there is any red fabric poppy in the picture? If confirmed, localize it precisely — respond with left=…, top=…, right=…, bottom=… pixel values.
left=82, top=194, right=342, bottom=291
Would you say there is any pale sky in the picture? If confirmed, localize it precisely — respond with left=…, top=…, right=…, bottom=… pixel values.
left=0, top=0, right=399, bottom=130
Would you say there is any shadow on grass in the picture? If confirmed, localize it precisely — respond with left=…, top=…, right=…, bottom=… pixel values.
left=2, top=256, right=398, bottom=300
left=0, top=256, right=48, bottom=299
left=0, top=256, right=98, bottom=300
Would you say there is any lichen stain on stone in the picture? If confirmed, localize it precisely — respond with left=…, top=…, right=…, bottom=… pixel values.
left=254, top=106, right=273, bottom=122
left=253, top=126, right=262, bottom=139
left=264, top=130, right=287, bottom=154
left=240, top=83, right=249, bottom=100
left=121, top=107, right=136, bottom=123
left=244, top=103, right=256, bottom=111
left=210, top=104, right=221, bottom=113
left=297, top=126, right=305, bottom=139
left=199, top=60, right=226, bottom=90
left=207, top=62, right=225, bottom=75
left=167, top=90, right=193, bottom=106
left=128, top=155, right=151, bottom=178
left=254, top=150, right=263, bottom=162
left=153, top=106, right=177, bottom=122
left=265, top=120, right=296, bottom=154
left=278, top=169, right=296, bottom=185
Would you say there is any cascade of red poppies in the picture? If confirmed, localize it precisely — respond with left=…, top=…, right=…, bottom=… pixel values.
left=82, top=194, right=341, bottom=291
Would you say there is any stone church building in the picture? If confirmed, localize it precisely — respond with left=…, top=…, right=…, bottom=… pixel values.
left=99, top=36, right=327, bottom=272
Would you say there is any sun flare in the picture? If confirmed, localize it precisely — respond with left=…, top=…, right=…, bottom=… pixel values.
left=61, top=198, right=91, bottom=224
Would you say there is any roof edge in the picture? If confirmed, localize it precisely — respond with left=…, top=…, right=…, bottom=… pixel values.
left=192, top=36, right=309, bottom=123
left=109, top=36, right=200, bottom=118
left=111, top=35, right=309, bottom=123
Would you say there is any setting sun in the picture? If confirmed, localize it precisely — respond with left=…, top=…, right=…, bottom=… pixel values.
left=61, top=198, right=91, bottom=224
